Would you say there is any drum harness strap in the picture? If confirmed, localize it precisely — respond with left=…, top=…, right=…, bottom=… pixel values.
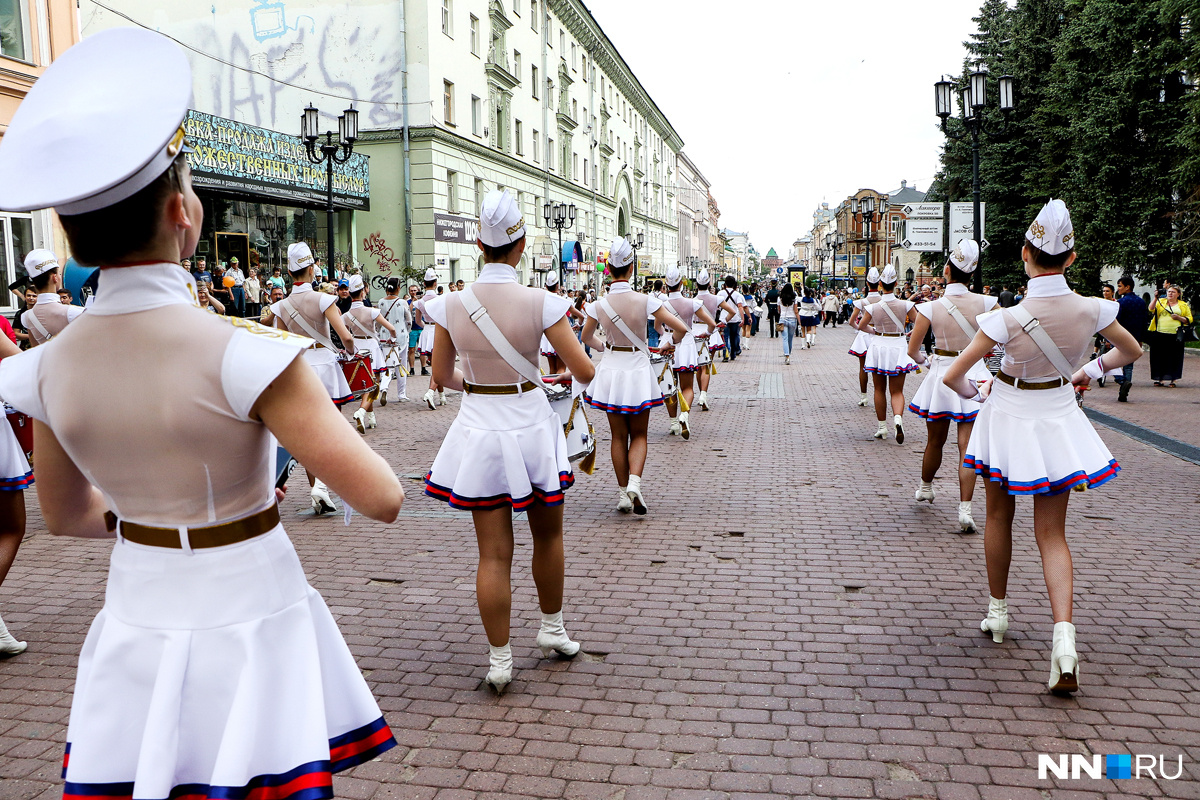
left=1005, top=305, right=1077, bottom=384
left=598, top=297, right=657, bottom=362
left=25, top=309, right=53, bottom=343
left=347, top=311, right=377, bottom=340
left=940, top=297, right=980, bottom=340
left=278, top=298, right=340, bottom=352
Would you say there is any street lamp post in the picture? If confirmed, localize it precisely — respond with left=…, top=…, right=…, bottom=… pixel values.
left=301, top=104, right=359, bottom=277
left=935, top=62, right=1015, bottom=292
left=825, top=232, right=848, bottom=289
left=625, top=230, right=645, bottom=287
left=850, top=195, right=889, bottom=291
left=543, top=200, right=576, bottom=289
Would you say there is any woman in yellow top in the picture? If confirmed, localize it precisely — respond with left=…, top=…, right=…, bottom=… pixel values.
left=1148, top=285, right=1193, bottom=387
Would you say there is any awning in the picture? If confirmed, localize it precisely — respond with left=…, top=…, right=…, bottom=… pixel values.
left=562, top=240, right=583, bottom=270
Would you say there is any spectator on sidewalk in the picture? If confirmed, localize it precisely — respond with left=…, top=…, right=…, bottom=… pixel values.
left=999, top=285, right=1016, bottom=308
left=226, top=257, right=246, bottom=317
left=1114, top=275, right=1149, bottom=402
left=1148, top=285, right=1192, bottom=387
left=765, top=280, right=780, bottom=338
left=245, top=268, right=263, bottom=319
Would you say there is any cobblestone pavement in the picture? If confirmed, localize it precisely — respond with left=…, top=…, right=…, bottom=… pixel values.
left=2, top=325, right=1199, bottom=800
left=1079, top=348, right=1200, bottom=449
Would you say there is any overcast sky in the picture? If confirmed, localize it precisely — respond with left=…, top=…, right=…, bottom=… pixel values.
left=586, top=0, right=987, bottom=258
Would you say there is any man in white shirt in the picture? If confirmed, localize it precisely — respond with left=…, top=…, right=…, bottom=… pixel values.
left=226, top=257, right=246, bottom=317
left=717, top=275, right=746, bottom=362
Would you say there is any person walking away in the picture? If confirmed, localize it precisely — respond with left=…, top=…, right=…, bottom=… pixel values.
left=860, top=266, right=918, bottom=442
left=1147, top=285, right=1192, bottom=387
left=719, top=277, right=745, bottom=362
left=906, top=240, right=996, bottom=532
left=847, top=269, right=883, bottom=406
left=657, top=266, right=719, bottom=439
left=765, top=280, right=780, bottom=337
left=377, top=277, right=412, bottom=403
left=798, top=288, right=821, bottom=348
left=693, top=271, right=737, bottom=408
left=943, top=199, right=1142, bottom=694
left=1114, top=275, right=1148, bottom=401
left=343, top=274, right=396, bottom=433
left=822, top=290, right=839, bottom=327
left=778, top=283, right=799, bottom=364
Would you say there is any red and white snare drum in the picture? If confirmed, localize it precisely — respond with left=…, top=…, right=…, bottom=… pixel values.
left=5, top=405, right=32, bottom=459
left=341, top=353, right=378, bottom=397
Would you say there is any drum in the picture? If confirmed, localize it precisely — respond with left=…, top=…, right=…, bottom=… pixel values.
left=6, top=406, right=32, bottom=459
left=341, top=353, right=378, bottom=397
left=696, top=335, right=713, bottom=366
left=544, top=384, right=596, bottom=470
left=651, top=354, right=676, bottom=398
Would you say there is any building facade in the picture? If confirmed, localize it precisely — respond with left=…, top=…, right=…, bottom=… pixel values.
left=676, top=151, right=712, bottom=284
left=1, top=0, right=78, bottom=314
left=884, top=180, right=928, bottom=287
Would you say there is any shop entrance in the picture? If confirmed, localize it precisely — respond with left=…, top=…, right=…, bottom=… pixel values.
left=216, top=232, right=250, bottom=272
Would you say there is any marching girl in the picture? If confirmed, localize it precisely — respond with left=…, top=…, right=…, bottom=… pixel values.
left=859, top=265, right=917, bottom=443
left=538, top=272, right=586, bottom=376
left=656, top=266, right=719, bottom=440
left=343, top=274, right=398, bottom=434
left=943, top=200, right=1142, bottom=694
left=415, top=269, right=446, bottom=409
left=376, top=277, right=412, bottom=404
left=798, top=288, right=821, bottom=349
left=0, top=29, right=404, bottom=798
left=847, top=267, right=882, bottom=407
left=906, top=240, right=997, bottom=533
left=581, top=238, right=689, bottom=514
left=693, top=270, right=738, bottom=409
left=0, top=334, right=32, bottom=654
left=423, top=190, right=595, bottom=694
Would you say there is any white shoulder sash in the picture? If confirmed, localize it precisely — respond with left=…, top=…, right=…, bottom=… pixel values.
left=598, top=296, right=656, bottom=360
left=1007, top=305, right=1076, bottom=380
left=279, top=297, right=336, bottom=351
left=458, top=287, right=545, bottom=386
left=940, top=297, right=978, bottom=339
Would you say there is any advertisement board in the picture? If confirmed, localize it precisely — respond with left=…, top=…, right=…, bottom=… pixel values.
left=903, top=219, right=945, bottom=252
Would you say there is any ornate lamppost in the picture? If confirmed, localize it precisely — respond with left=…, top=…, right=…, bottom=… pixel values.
left=850, top=195, right=888, bottom=290
left=543, top=200, right=575, bottom=289
left=625, top=230, right=645, bottom=287
left=301, top=104, right=359, bottom=276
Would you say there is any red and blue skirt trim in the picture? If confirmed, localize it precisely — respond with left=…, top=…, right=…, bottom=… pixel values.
left=964, top=455, right=1120, bottom=496
left=584, top=394, right=665, bottom=414
left=0, top=469, right=33, bottom=491
left=908, top=402, right=978, bottom=423
left=424, top=471, right=574, bottom=511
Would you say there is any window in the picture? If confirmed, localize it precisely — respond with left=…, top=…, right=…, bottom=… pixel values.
left=471, top=96, right=482, bottom=136
left=532, top=129, right=539, bottom=162
left=447, top=170, right=458, bottom=212
left=0, top=0, right=31, bottom=61
left=513, top=51, right=521, bottom=81
left=532, top=65, right=539, bottom=98
left=0, top=213, right=34, bottom=312
left=469, top=15, right=479, bottom=55
left=441, top=0, right=452, bottom=36
left=571, top=42, right=576, bottom=69
left=443, top=81, right=455, bottom=125
left=530, top=0, right=537, bottom=30
left=474, top=179, right=485, bottom=213
left=581, top=55, right=587, bottom=82
left=515, top=120, right=524, bottom=155
left=559, top=31, right=565, bottom=54
left=572, top=99, right=577, bottom=120
left=513, top=0, right=519, bottom=15
left=573, top=153, right=578, bottom=180
left=583, top=158, right=588, bottom=184
left=548, top=138, right=555, bottom=171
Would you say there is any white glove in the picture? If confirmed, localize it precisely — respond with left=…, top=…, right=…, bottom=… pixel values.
left=1081, top=357, right=1107, bottom=381
left=913, top=350, right=927, bottom=366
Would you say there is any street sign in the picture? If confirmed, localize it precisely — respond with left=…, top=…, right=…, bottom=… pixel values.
left=776, top=266, right=785, bottom=276
left=948, top=202, right=986, bottom=242
left=903, top=219, right=944, bottom=252
left=902, top=202, right=944, bottom=219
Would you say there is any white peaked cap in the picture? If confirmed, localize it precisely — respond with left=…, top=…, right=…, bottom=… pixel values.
left=423, top=267, right=438, bottom=282
left=867, top=267, right=881, bottom=284
left=880, top=265, right=898, bottom=284
left=545, top=271, right=559, bottom=287
left=665, top=266, right=682, bottom=285
left=347, top=274, right=364, bottom=293
left=949, top=239, right=980, bottom=273
left=287, top=242, right=315, bottom=273
left=0, top=28, right=193, bottom=214
left=610, top=237, right=635, bottom=268
left=479, top=189, right=526, bottom=247
left=697, top=269, right=710, bottom=285
left=23, top=249, right=59, bottom=279
left=1026, top=198, right=1074, bottom=255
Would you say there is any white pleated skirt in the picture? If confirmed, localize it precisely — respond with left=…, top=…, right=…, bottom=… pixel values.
left=539, top=334, right=557, bottom=357
left=353, top=337, right=387, bottom=374
left=62, top=525, right=395, bottom=800
left=585, top=349, right=665, bottom=414
left=864, top=336, right=918, bottom=376
left=417, top=325, right=436, bottom=356
left=908, top=353, right=991, bottom=423
left=964, top=379, right=1119, bottom=496
left=671, top=333, right=701, bottom=372
left=849, top=330, right=872, bottom=358
left=0, top=417, right=32, bottom=491
left=707, top=328, right=725, bottom=352
left=304, top=348, right=353, bottom=406
left=425, top=390, right=574, bottom=510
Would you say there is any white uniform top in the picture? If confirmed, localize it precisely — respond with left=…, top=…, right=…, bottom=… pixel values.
left=415, top=289, right=437, bottom=323
left=714, top=287, right=744, bottom=324
left=585, top=281, right=663, bottom=346
left=343, top=301, right=381, bottom=341
left=21, top=293, right=84, bottom=346
left=915, top=283, right=998, bottom=352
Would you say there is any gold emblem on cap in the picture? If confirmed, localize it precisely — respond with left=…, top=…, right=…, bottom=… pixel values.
left=1063, top=230, right=1074, bottom=245
left=506, top=218, right=525, bottom=236
left=165, top=125, right=187, bottom=158
left=1029, top=222, right=1045, bottom=240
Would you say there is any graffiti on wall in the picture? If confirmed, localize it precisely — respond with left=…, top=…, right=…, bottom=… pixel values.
left=248, top=0, right=314, bottom=42
left=363, top=232, right=399, bottom=275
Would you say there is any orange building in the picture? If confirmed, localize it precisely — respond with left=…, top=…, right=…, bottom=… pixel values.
left=2, top=0, right=79, bottom=310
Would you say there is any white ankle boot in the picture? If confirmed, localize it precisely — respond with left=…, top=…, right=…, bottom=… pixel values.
left=485, top=643, right=513, bottom=694
left=423, top=389, right=437, bottom=410
left=873, top=421, right=888, bottom=439
left=439, top=391, right=448, bottom=406
left=980, top=596, right=1009, bottom=643
left=365, top=411, right=377, bottom=429
left=894, top=414, right=905, bottom=444
left=626, top=475, right=647, bottom=515
left=1049, top=621, right=1079, bottom=694
left=668, top=418, right=681, bottom=436
left=915, top=482, right=935, bottom=503
left=0, top=612, right=27, bottom=655
left=352, top=407, right=367, bottom=434
left=958, top=501, right=977, bottom=533
left=678, top=411, right=690, bottom=440
left=536, top=611, right=581, bottom=658
left=697, top=391, right=710, bottom=410
left=310, top=479, right=336, bottom=515
left=858, top=393, right=869, bottom=407
left=617, top=487, right=633, bottom=514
